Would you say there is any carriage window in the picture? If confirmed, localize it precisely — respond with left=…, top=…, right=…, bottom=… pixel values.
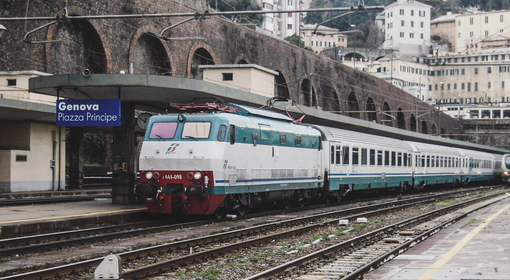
left=421, top=155, right=425, bottom=167
left=370, top=149, right=375, bottom=166
left=330, top=146, right=335, bottom=164
left=385, top=151, right=390, bottom=166
left=440, top=156, right=443, bottom=167
left=352, top=147, right=359, bottom=165
left=361, top=148, right=368, bottom=165
left=430, top=156, right=434, bottom=167
left=377, top=150, right=383, bottom=166
left=397, top=152, right=402, bottom=167
left=343, top=146, right=350, bottom=165
left=426, top=155, right=430, bottom=167
left=217, top=125, right=227, bottom=141
left=230, top=125, right=235, bottom=144
left=295, top=136, right=301, bottom=146
left=336, top=146, right=341, bottom=165
left=436, top=156, right=439, bottom=167
left=149, top=122, right=178, bottom=139
left=182, top=122, right=211, bottom=139
left=391, top=152, right=396, bottom=166
left=280, top=134, right=286, bottom=145
left=403, top=153, right=408, bottom=166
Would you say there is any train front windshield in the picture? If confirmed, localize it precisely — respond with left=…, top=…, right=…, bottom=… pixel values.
left=505, top=156, right=510, bottom=169
left=148, top=121, right=213, bottom=140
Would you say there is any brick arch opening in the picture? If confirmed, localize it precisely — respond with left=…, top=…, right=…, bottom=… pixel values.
left=366, top=97, right=377, bottom=122
left=397, top=108, right=406, bottom=129
left=347, top=92, right=360, bottom=119
left=441, top=128, right=446, bottom=137
left=421, top=120, right=429, bottom=134
left=410, top=114, right=417, bottom=132
left=46, top=19, right=107, bottom=74
left=132, top=33, right=172, bottom=75
left=275, top=70, right=290, bottom=99
left=299, top=78, right=318, bottom=107
left=382, top=102, right=392, bottom=126
left=431, top=123, right=438, bottom=135
left=187, top=43, right=217, bottom=79
left=320, top=82, right=340, bottom=113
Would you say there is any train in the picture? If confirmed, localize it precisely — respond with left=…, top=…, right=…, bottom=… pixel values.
left=136, top=102, right=503, bottom=218
left=503, top=154, right=510, bottom=184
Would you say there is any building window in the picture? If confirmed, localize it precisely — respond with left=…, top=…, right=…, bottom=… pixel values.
left=411, top=21, right=414, bottom=27
left=411, top=10, right=414, bottom=16
left=447, top=84, right=451, bottom=90
left=470, top=31, right=473, bottom=37
left=462, top=83, right=465, bottom=90
left=400, top=32, right=404, bottom=38
left=475, top=68, right=478, bottom=74
left=458, top=32, right=461, bottom=38
left=475, top=82, right=478, bottom=91
left=462, top=69, right=465, bottom=75
left=287, top=24, right=292, bottom=30
left=400, top=9, right=404, bottom=15
left=485, top=30, right=489, bottom=37
left=222, top=73, right=233, bottom=81
left=435, top=84, right=438, bottom=90
left=421, top=22, right=424, bottom=28
left=7, top=79, right=16, bottom=87
left=458, top=20, right=461, bottom=26
left=503, top=81, right=505, bottom=88
left=501, top=15, right=504, bottom=22
left=468, top=83, right=471, bottom=91
left=16, top=155, right=27, bottom=162
left=470, top=17, right=473, bottom=25
left=485, top=16, right=488, bottom=23
left=488, top=67, right=492, bottom=73
left=401, top=20, right=405, bottom=27
left=287, top=12, right=292, bottom=17
left=488, top=82, right=491, bottom=88
left=410, top=33, right=414, bottom=38
left=454, top=83, right=457, bottom=90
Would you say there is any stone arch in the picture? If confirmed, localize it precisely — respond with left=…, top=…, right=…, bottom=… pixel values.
left=321, top=82, right=340, bottom=113
left=343, top=52, right=366, bottom=62
left=440, top=128, right=446, bottom=137
left=421, top=120, right=428, bottom=134
left=397, top=108, right=406, bottom=129
left=275, top=70, right=290, bottom=99
left=347, top=92, right=360, bottom=119
left=46, top=9, right=110, bottom=74
left=187, top=42, right=217, bottom=79
left=300, top=78, right=311, bottom=106
left=129, top=28, right=172, bottom=75
left=237, top=59, right=249, bottom=64
left=382, top=102, right=393, bottom=126
left=366, top=97, right=377, bottom=122
left=431, top=123, right=438, bottom=135
left=410, top=114, right=417, bottom=132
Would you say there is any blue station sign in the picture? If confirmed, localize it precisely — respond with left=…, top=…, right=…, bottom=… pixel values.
left=56, top=99, right=121, bottom=127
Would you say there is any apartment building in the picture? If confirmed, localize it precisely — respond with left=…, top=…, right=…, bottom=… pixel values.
left=382, top=0, right=431, bottom=56
left=258, top=0, right=301, bottom=40
left=301, top=24, right=347, bottom=53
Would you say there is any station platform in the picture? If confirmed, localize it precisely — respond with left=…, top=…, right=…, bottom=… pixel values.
left=366, top=194, right=510, bottom=280
left=0, top=198, right=149, bottom=238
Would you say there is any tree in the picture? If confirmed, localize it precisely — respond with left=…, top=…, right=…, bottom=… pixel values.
left=212, top=0, right=262, bottom=27
left=284, top=34, right=305, bottom=48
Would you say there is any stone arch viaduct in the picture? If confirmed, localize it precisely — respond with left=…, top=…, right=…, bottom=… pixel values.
left=0, top=0, right=462, bottom=137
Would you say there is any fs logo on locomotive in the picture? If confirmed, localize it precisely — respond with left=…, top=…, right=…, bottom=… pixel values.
left=166, top=143, right=180, bottom=154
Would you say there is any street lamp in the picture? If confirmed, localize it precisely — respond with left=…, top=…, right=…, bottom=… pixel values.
left=0, top=24, right=6, bottom=38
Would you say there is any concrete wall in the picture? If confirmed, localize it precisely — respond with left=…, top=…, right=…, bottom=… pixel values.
left=0, top=123, right=65, bottom=192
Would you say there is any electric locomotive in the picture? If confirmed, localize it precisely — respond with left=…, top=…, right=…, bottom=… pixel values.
left=136, top=103, right=325, bottom=217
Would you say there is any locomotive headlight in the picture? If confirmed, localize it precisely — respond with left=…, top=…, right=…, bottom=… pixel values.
left=145, top=172, right=154, bottom=180
left=504, top=171, right=510, bottom=175
left=193, top=172, right=203, bottom=180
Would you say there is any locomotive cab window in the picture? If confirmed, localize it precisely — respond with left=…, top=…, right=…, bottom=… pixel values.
left=149, top=122, right=178, bottom=139
left=217, top=125, right=227, bottom=142
left=230, top=125, right=236, bottom=144
left=182, top=122, right=211, bottom=139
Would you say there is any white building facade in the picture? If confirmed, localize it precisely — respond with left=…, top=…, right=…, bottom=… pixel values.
left=258, top=0, right=301, bottom=40
left=382, top=0, right=431, bottom=56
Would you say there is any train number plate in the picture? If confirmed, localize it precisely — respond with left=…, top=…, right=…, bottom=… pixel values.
left=163, top=174, right=182, bottom=180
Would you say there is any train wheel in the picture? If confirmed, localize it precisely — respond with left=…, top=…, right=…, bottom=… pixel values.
left=283, top=200, right=292, bottom=209
left=237, top=205, right=248, bottom=216
left=298, top=198, right=307, bottom=208
left=213, top=207, right=225, bottom=219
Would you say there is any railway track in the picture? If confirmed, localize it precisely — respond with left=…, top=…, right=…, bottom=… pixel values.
left=0, top=186, right=490, bottom=259
left=0, top=186, right=505, bottom=280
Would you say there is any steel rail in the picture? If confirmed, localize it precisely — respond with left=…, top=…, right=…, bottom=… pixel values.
left=0, top=187, right=503, bottom=280
left=243, top=192, right=506, bottom=280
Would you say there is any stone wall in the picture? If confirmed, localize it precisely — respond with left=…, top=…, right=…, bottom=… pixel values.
left=0, top=0, right=464, bottom=138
